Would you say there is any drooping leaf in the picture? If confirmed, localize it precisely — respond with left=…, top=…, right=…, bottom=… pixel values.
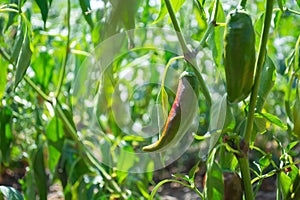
left=79, top=0, right=94, bottom=29
left=256, top=55, right=276, bottom=112
left=35, top=0, right=49, bottom=27
left=257, top=112, right=287, bottom=130
left=205, top=149, right=224, bottom=200
left=13, top=19, right=32, bottom=89
left=106, top=0, right=137, bottom=47
left=11, top=19, right=25, bottom=64
left=153, top=0, right=186, bottom=24
left=207, top=1, right=225, bottom=68
left=32, top=145, right=47, bottom=200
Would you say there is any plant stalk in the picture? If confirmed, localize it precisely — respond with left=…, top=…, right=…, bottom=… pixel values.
left=164, top=0, right=212, bottom=106
left=238, top=0, right=274, bottom=199
left=243, top=0, right=274, bottom=144
left=164, top=0, right=189, bottom=54
left=55, top=0, right=71, bottom=97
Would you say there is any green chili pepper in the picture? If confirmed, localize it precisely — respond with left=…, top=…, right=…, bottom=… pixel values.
left=143, top=71, right=199, bottom=152
left=223, top=9, right=256, bottom=103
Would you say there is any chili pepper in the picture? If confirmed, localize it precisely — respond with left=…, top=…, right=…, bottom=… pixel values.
left=223, top=9, right=256, bottom=103
left=143, top=71, right=199, bottom=152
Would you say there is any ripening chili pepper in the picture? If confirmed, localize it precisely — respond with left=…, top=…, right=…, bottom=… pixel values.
left=143, top=71, right=199, bottom=152
left=223, top=9, right=256, bottom=103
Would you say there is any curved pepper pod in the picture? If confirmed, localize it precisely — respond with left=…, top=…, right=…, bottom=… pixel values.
left=142, top=71, right=199, bottom=152
left=224, top=9, right=256, bottom=103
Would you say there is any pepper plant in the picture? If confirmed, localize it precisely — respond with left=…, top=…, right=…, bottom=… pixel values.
left=0, top=0, right=300, bottom=200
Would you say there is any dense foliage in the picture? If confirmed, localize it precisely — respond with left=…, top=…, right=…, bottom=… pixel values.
left=0, top=0, right=300, bottom=199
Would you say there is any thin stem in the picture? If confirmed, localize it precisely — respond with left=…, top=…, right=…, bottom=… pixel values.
left=195, top=24, right=214, bottom=53
left=0, top=48, right=12, bottom=63
left=24, top=76, right=52, bottom=103
left=164, top=0, right=212, bottom=106
left=188, top=60, right=212, bottom=106
left=272, top=8, right=300, bottom=16
left=55, top=0, right=71, bottom=97
left=195, top=0, right=219, bottom=53
left=0, top=8, right=19, bottom=13
left=243, top=0, right=274, bottom=144
left=164, top=0, right=189, bottom=54
left=285, top=8, right=300, bottom=16
left=239, top=157, right=254, bottom=200
left=149, top=179, right=204, bottom=200
left=251, top=159, right=300, bottom=184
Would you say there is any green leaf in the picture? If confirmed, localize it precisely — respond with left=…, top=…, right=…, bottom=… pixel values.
left=0, top=186, right=24, bottom=200
left=172, top=173, right=190, bottom=182
left=35, top=0, right=49, bottom=27
left=286, top=169, right=300, bottom=200
left=153, top=0, right=186, bottom=24
left=205, top=149, right=224, bottom=200
left=46, top=117, right=64, bottom=173
left=256, top=56, right=276, bottom=112
left=286, top=141, right=299, bottom=152
left=11, top=20, right=25, bottom=64
left=32, top=145, right=47, bottom=200
left=79, top=0, right=94, bottom=29
left=31, top=49, right=55, bottom=90
left=5, top=0, right=18, bottom=31
left=209, top=94, right=227, bottom=152
left=0, top=60, right=7, bottom=100
left=280, top=172, right=291, bottom=199
left=188, top=160, right=200, bottom=182
left=252, top=115, right=267, bottom=141
left=273, top=10, right=282, bottom=31
left=46, top=117, right=64, bottom=143
left=137, top=181, right=150, bottom=198
left=14, top=20, right=32, bottom=89
left=256, top=112, right=287, bottom=130
left=207, top=1, right=225, bottom=67
left=277, top=0, right=284, bottom=11
left=258, top=154, right=271, bottom=171
left=254, top=13, right=264, bottom=43
left=0, top=106, right=13, bottom=164
left=116, top=145, right=135, bottom=172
